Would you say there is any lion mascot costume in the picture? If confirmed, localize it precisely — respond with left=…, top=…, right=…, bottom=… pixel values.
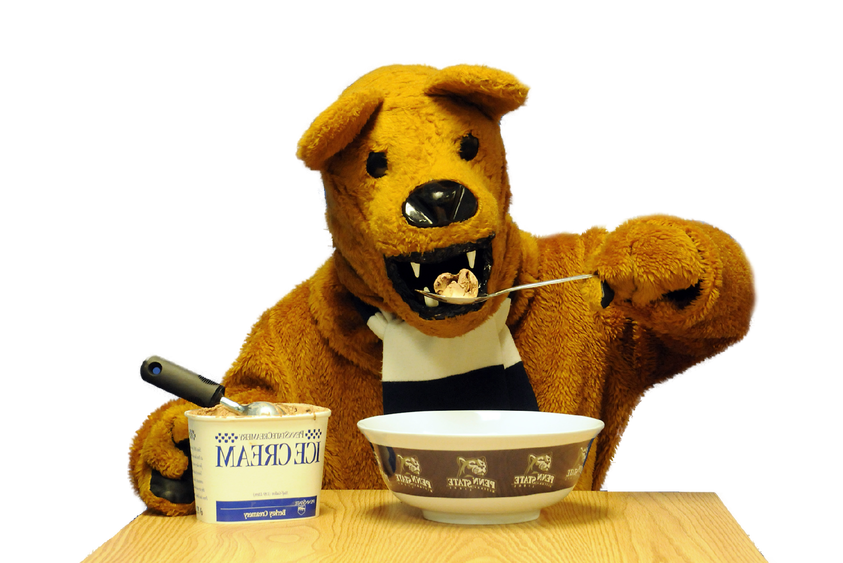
left=130, top=65, right=754, bottom=516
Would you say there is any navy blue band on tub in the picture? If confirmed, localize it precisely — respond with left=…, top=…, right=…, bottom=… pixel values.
left=216, top=496, right=318, bottom=522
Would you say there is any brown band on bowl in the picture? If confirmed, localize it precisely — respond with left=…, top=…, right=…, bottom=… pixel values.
left=370, top=440, right=595, bottom=498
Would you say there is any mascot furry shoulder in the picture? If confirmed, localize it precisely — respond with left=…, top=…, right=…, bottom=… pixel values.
left=130, top=64, right=754, bottom=516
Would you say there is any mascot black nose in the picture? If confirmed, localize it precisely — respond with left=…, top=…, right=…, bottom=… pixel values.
left=402, top=180, right=478, bottom=228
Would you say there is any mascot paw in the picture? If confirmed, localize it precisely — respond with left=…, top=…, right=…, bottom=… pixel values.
left=132, top=402, right=196, bottom=516
left=580, top=276, right=615, bottom=311
left=148, top=444, right=194, bottom=505
left=589, top=217, right=704, bottom=309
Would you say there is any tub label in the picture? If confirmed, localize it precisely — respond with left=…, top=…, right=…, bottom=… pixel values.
left=216, top=496, right=318, bottom=522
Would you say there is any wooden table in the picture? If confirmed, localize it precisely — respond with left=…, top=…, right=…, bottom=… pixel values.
left=84, top=490, right=765, bottom=562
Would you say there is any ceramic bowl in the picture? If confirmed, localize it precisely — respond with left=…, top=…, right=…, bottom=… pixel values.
left=357, top=410, right=604, bottom=524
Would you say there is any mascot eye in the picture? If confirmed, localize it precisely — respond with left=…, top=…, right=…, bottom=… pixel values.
left=366, top=151, right=388, bottom=178
left=459, top=134, right=480, bottom=161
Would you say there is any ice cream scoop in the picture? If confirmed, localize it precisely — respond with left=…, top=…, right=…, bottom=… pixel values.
left=140, top=356, right=280, bottom=416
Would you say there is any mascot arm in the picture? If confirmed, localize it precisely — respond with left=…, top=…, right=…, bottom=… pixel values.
left=124, top=302, right=292, bottom=516
left=129, top=398, right=197, bottom=516
left=221, top=311, right=299, bottom=402
left=585, top=215, right=754, bottom=389
left=128, top=357, right=282, bottom=517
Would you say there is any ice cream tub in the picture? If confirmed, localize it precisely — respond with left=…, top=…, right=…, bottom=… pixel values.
left=185, top=403, right=331, bottom=524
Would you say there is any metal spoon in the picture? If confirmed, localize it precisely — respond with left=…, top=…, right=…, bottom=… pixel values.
left=140, top=355, right=280, bottom=416
left=415, top=273, right=597, bottom=305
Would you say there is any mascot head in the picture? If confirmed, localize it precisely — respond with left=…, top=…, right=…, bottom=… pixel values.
left=298, top=65, right=528, bottom=338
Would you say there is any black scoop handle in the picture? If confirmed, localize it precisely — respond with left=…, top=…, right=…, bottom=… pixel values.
left=140, top=355, right=226, bottom=408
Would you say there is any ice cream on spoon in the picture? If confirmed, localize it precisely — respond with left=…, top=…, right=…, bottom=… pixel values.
left=434, top=268, right=479, bottom=299
left=416, top=268, right=479, bottom=307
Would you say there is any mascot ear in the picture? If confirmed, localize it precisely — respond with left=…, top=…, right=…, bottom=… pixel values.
left=297, top=89, right=384, bottom=170
left=423, top=65, right=529, bottom=121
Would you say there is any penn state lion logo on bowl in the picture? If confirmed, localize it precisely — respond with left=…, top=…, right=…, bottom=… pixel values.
left=514, top=453, right=556, bottom=488
left=457, top=456, right=487, bottom=478
left=393, top=454, right=433, bottom=493
left=397, top=454, right=421, bottom=475
left=526, top=454, right=552, bottom=473
left=565, top=447, right=589, bottom=481
left=448, top=456, right=496, bottom=493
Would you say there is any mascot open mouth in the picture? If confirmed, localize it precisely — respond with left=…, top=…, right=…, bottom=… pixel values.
left=385, top=235, right=494, bottom=320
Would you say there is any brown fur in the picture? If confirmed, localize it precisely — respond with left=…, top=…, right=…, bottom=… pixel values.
left=129, top=65, right=754, bottom=515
